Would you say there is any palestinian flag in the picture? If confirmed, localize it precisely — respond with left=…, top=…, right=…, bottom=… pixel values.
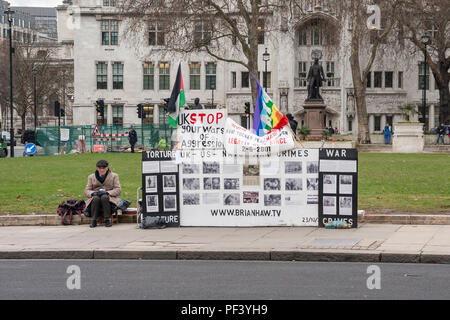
left=167, top=63, right=186, bottom=127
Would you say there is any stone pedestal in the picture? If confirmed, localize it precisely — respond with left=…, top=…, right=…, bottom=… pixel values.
left=303, top=100, right=326, bottom=138
left=392, top=122, right=424, bottom=153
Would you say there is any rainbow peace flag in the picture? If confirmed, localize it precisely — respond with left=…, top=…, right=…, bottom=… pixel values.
left=252, top=74, right=289, bottom=137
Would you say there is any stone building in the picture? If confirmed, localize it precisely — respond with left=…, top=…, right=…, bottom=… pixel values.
left=58, top=0, right=442, bottom=134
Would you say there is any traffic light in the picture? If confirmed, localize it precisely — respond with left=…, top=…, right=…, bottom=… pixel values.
left=54, top=101, right=61, bottom=117
left=244, top=102, right=250, bottom=117
left=96, top=100, right=104, bottom=118
left=60, top=108, right=65, bottom=117
left=137, top=104, right=143, bottom=119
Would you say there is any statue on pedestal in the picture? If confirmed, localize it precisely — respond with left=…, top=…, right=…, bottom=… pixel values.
left=306, top=51, right=326, bottom=101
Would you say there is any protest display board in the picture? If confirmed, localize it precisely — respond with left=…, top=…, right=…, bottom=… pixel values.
left=142, top=150, right=180, bottom=227
left=177, top=148, right=319, bottom=227
left=177, top=109, right=226, bottom=149
left=224, top=118, right=296, bottom=156
left=318, top=148, right=358, bottom=228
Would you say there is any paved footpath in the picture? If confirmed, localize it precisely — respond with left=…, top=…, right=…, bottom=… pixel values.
left=0, top=223, right=449, bottom=263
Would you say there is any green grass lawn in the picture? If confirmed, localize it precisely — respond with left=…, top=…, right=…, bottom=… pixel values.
left=0, top=153, right=449, bottom=214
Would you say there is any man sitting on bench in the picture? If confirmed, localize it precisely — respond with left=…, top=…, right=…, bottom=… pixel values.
left=84, top=160, right=122, bottom=228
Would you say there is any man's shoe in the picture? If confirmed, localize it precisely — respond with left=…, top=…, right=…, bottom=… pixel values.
left=105, top=219, right=112, bottom=227
left=90, top=220, right=97, bottom=228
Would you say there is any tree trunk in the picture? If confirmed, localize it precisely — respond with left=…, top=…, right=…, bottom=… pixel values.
left=21, top=113, right=26, bottom=133
left=437, top=67, right=449, bottom=123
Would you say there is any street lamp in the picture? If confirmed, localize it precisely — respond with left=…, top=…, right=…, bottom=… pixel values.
left=262, top=48, right=270, bottom=92
left=32, top=67, right=38, bottom=133
left=210, top=78, right=216, bottom=108
left=420, top=33, right=431, bottom=126
left=4, top=3, right=15, bottom=157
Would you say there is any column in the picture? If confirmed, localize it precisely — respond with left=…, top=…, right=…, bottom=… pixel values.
left=154, top=104, right=159, bottom=124
left=369, top=114, right=375, bottom=133
left=428, top=104, right=435, bottom=129
left=381, top=114, right=386, bottom=128
left=107, top=104, right=113, bottom=125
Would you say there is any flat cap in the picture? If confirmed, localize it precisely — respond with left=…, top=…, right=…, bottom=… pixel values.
left=96, top=160, right=109, bottom=167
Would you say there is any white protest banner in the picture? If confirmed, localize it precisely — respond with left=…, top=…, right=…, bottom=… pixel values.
left=178, top=109, right=227, bottom=149
left=60, top=128, right=70, bottom=142
left=224, top=118, right=295, bottom=156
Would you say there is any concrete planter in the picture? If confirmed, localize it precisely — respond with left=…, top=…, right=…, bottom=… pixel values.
left=392, top=122, right=424, bottom=153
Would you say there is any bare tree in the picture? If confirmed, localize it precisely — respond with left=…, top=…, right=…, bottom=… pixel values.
left=348, top=0, right=401, bottom=144
left=0, top=40, right=9, bottom=130
left=397, top=0, right=449, bottom=123
left=118, top=0, right=286, bottom=105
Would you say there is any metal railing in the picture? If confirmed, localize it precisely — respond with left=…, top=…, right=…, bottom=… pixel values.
left=294, top=77, right=340, bottom=88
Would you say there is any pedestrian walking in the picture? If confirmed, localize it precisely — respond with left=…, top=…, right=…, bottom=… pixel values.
left=128, top=126, right=137, bottom=153
left=383, top=122, right=392, bottom=144
left=286, top=113, right=298, bottom=136
left=436, top=122, right=445, bottom=145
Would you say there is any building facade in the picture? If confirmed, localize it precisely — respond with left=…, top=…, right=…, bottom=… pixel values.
left=60, top=0, right=442, bottom=135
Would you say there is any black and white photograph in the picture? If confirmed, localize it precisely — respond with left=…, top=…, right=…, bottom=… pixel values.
left=203, top=193, right=219, bottom=205
left=146, top=195, right=159, bottom=213
left=285, top=194, right=303, bottom=206
left=224, top=193, right=240, bottom=206
left=183, top=178, right=200, bottom=190
left=145, top=175, right=157, bottom=193
left=182, top=163, right=200, bottom=174
left=203, top=177, right=212, bottom=190
left=260, top=161, right=280, bottom=175
left=243, top=191, right=259, bottom=204
left=264, top=178, right=281, bottom=190
left=264, top=194, right=282, bottom=206
left=243, top=163, right=260, bottom=186
left=339, top=197, right=353, bottom=216
left=211, top=177, right=220, bottom=190
left=163, top=175, right=177, bottom=192
left=307, top=161, right=319, bottom=174
left=163, top=194, right=177, bottom=212
left=224, top=178, right=240, bottom=190
left=223, top=164, right=241, bottom=174
left=307, top=194, right=318, bottom=205
left=142, top=161, right=160, bottom=174
left=183, top=193, right=200, bottom=205
left=323, top=174, right=337, bottom=194
left=285, top=161, right=302, bottom=174
left=307, top=178, right=319, bottom=191
left=323, top=196, right=336, bottom=215
left=340, top=175, right=353, bottom=194
left=203, top=161, right=220, bottom=174
left=160, top=161, right=178, bottom=173
left=285, top=178, right=302, bottom=191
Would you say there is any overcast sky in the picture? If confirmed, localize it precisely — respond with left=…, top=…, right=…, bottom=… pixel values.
left=9, top=0, right=62, bottom=7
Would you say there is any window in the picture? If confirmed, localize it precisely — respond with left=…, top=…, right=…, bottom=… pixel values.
left=298, top=28, right=307, bottom=45
left=262, top=72, right=271, bottom=89
left=425, top=21, right=438, bottom=39
left=112, top=105, right=123, bottom=125
left=143, top=62, right=154, bottom=90
left=149, top=22, right=165, bottom=46
left=231, top=19, right=237, bottom=45
left=374, top=72, right=382, bottom=88
left=96, top=62, right=108, bottom=90
left=298, top=61, right=307, bottom=87
left=143, top=105, right=154, bottom=125
left=310, top=19, right=322, bottom=45
left=103, top=0, right=116, bottom=6
left=398, top=71, right=403, bottom=89
left=112, top=62, right=123, bottom=89
left=418, top=62, right=429, bottom=90
left=241, top=72, right=249, bottom=88
left=326, top=62, right=335, bottom=86
left=159, top=62, right=170, bottom=90
left=101, top=20, right=119, bottom=45
left=194, top=21, right=212, bottom=46
left=374, top=116, right=381, bottom=131
left=348, top=120, right=352, bottom=132
left=190, top=62, right=201, bottom=90
left=366, top=72, right=371, bottom=88
left=385, top=71, right=393, bottom=88
left=386, top=116, right=393, bottom=127
left=206, top=63, right=216, bottom=90
left=231, top=71, right=236, bottom=88
left=257, top=19, right=265, bottom=45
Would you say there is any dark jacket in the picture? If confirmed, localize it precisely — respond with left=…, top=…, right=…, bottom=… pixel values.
left=437, top=125, right=445, bottom=135
left=128, top=129, right=137, bottom=144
